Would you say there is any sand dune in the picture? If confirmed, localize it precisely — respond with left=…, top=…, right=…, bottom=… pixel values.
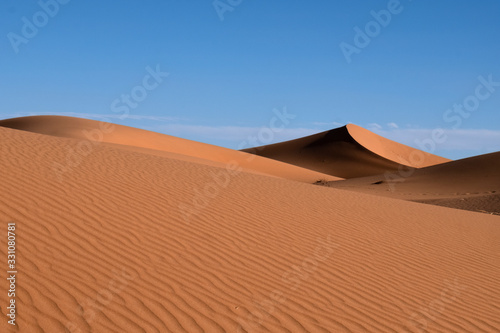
left=0, top=119, right=499, bottom=332
left=242, top=124, right=449, bottom=178
left=0, top=116, right=339, bottom=184
left=325, top=151, right=500, bottom=215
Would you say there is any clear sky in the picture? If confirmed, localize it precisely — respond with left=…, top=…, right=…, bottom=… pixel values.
left=1, top=0, right=499, bottom=159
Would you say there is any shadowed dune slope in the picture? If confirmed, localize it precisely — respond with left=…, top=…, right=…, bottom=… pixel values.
left=325, top=151, right=500, bottom=214
left=0, top=116, right=339, bottom=183
left=1, top=125, right=499, bottom=332
left=242, top=124, right=450, bottom=179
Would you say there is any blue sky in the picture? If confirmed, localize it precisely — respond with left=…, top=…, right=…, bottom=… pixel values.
left=1, top=0, right=499, bottom=159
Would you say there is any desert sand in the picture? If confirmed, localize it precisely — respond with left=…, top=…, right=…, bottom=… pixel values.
left=0, top=116, right=499, bottom=332
left=324, top=152, right=500, bottom=215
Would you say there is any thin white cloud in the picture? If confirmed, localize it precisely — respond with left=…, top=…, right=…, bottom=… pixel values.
left=120, top=114, right=181, bottom=121
left=311, top=121, right=344, bottom=128
left=371, top=128, right=500, bottom=151
left=367, top=123, right=382, bottom=131
left=3, top=111, right=497, bottom=155
left=155, top=124, right=319, bottom=146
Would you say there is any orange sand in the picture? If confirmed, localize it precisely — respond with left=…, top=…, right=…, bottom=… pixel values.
left=0, top=116, right=498, bottom=332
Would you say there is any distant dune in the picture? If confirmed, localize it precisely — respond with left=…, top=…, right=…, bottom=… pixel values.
left=0, top=116, right=499, bottom=332
left=325, top=151, right=500, bottom=215
left=0, top=116, right=339, bottom=183
left=242, top=124, right=449, bottom=178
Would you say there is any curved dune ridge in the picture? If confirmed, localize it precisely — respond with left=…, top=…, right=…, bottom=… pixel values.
left=0, top=118, right=499, bottom=333
left=242, top=124, right=450, bottom=179
left=326, top=151, right=500, bottom=214
left=0, top=116, right=339, bottom=183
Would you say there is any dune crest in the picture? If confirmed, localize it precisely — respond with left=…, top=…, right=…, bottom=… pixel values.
left=242, top=123, right=449, bottom=178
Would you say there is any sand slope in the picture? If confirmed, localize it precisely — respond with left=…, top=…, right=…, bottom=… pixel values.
left=325, top=151, right=500, bottom=215
left=242, top=124, right=449, bottom=178
left=0, top=123, right=499, bottom=332
left=0, top=116, right=339, bottom=184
